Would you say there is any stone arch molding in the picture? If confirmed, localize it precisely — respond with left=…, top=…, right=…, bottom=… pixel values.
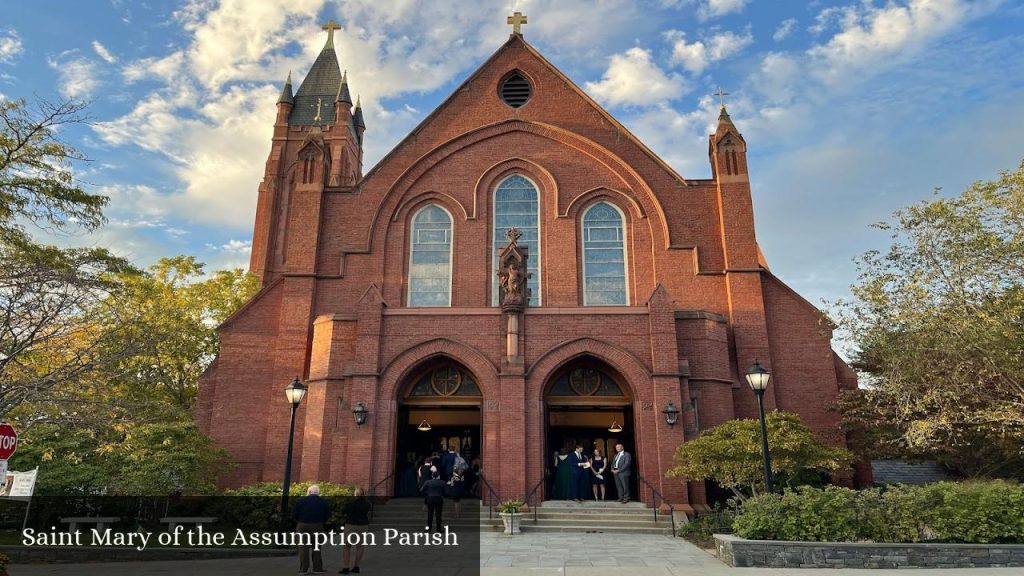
left=526, top=337, right=652, bottom=403
left=365, top=119, right=672, bottom=253
left=379, top=338, right=499, bottom=406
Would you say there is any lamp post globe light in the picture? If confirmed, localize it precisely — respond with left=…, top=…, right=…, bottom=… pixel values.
left=745, top=361, right=775, bottom=494
left=280, top=377, right=307, bottom=530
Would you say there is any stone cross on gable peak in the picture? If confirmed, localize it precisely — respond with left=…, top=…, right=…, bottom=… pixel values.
left=507, top=11, right=528, bottom=35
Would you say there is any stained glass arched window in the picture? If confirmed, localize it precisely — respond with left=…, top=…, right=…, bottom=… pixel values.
left=408, top=205, right=453, bottom=307
left=493, top=175, right=541, bottom=305
left=582, top=202, right=627, bottom=305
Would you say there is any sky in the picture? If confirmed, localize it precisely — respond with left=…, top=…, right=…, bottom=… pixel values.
left=2, top=0, right=1023, bottom=314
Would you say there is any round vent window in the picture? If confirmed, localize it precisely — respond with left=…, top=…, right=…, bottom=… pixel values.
left=500, top=72, right=532, bottom=108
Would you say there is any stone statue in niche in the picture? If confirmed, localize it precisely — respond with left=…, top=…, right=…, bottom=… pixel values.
left=497, top=228, right=531, bottom=312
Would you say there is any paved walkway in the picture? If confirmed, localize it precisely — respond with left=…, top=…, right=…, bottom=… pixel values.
left=10, top=532, right=1024, bottom=575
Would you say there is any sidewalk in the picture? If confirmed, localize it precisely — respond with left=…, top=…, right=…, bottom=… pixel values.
left=9, top=531, right=1024, bottom=575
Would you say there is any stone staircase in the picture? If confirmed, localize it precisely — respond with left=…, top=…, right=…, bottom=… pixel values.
left=506, top=500, right=675, bottom=535
left=370, top=498, right=674, bottom=535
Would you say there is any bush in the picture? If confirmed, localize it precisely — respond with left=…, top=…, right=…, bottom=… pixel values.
left=678, top=505, right=736, bottom=548
left=732, top=481, right=1024, bottom=544
left=216, top=481, right=357, bottom=529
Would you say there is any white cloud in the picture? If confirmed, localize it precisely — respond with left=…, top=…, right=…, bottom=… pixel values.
left=212, top=239, right=253, bottom=254
left=585, top=47, right=688, bottom=106
left=0, top=30, right=22, bottom=64
left=47, top=53, right=100, bottom=99
left=662, top=0, right=750, bottom=20
left=773, top=18, right=797, bottom=41
left=807, top=0, right=983, bottom=84
left=666, top=29, right=754, bottom=74
left=92, top=41, right=117, bottom=64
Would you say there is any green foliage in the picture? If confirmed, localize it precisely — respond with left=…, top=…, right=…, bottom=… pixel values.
left=732, top=481, right=1024, bottom=543
left=9, top=421, right=232, bottom=496
left=836, top=160, right=1024, bottom=478
left=667, top=412, right=853, bottom=498
left=219, top=482, right=357, bottom=528
left=8, top=257, right=258, bottom=495
left=678, top=505, right=736, bottom=548
left=0, top=97, right=107, bottom=241
left=496, top=499, right=524, bottom=513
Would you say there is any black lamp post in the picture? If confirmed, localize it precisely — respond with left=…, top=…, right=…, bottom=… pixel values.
left=352, top=402, right=368, bottom=426
left=745, top=361, right=775, bottom=494
left=662, top=401, right=680, bottom=426
left=280, top=377, right=307, bottom=530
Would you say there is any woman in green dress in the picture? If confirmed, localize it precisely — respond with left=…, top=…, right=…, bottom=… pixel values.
left=553, top=448, right=574, bottom=500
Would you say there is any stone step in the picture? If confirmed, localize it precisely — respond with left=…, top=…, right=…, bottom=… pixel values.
left=503, top=524, right=673, bottom=535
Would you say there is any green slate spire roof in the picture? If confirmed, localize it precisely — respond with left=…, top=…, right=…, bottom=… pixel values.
left=277, top=71, right=294, bottom=105
left=353, top=95, right=365, bottom=129
left=336, top=70, right=352, bottom=104
left=289, top=22, right=343, bottom=125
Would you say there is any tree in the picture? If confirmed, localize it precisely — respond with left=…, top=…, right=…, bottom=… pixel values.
left=0, top=97, right=106, bottom=242
left=0, top=96, right=133, bottom=419
left=836, top=160, right=1024, bottom=479
left=8, top=257, right=257, bottom=494
left=667, top=412, right=853, bottom=499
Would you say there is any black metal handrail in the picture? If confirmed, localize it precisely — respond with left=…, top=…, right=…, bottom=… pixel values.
left=368, top=471, right=395, bottom=521
left=637, top=475, right=677, bottom=538
left=478, top=473, right=499, bottom=520
left=523, top=474, right=547, bottom=525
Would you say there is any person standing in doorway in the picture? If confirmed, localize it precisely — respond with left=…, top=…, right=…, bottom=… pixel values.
left=441, top=446, right=458, bottom=481
left=569, top=444, right=589, bottom=502
left=591, top=448, right=607, bottom=501
left=421, top=470, right=447, bottom=533
left=292, top=485, right=331, bottom=574
left=611, top=443, right=632, bottom=503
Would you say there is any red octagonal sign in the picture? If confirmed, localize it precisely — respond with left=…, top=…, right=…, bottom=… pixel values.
left=0, top=424, right=17, bottom=460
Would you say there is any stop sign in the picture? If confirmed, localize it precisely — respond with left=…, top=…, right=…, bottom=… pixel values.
left=0, top=424, right=17, bottom=460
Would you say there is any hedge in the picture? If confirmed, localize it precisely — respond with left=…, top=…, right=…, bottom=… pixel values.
left=732, top=481, right=1024, bottom=544
left=215, top=481, right=358, bottom=528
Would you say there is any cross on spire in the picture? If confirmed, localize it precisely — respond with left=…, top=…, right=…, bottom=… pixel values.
left=714, top=87, right=729, bottom=109
left=322, top=20, right=341, bottom=45
left=507, top=11, right=528, bottom=35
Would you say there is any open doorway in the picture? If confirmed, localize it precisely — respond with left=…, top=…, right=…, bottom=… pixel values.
left=544, top=359, right=635, bottom=501
left=393, top=359, right=482, bottom=497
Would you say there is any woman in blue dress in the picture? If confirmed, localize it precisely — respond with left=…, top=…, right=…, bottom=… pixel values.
left=590, top=448, right=607, bottom=501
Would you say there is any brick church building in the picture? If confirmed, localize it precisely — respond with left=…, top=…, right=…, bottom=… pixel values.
left=197, top=16, right=867, bottom=513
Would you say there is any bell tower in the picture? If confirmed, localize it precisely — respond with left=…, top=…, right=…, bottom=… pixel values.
left=249, top=20, right=366, bottom=284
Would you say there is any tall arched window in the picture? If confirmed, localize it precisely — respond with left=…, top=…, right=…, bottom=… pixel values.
left=582, top=202, right=628, bottom=306
left=493, top=175, right=541, bottom=305
left=408, top=205, right=453, bottom=307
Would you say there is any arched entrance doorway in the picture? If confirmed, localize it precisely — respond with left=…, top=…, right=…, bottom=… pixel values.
left=544, top=357, right=635, bottom=501
left=394, top=357, right=482, bottom=496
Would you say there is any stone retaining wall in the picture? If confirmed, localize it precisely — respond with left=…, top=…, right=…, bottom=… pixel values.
left=714, top=534, right=1024, bottom=568
left=3, top=545, right=293, bottom=564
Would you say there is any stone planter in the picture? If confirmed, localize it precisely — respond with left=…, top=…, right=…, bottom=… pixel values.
left=499, top=512, right=522, bottom=534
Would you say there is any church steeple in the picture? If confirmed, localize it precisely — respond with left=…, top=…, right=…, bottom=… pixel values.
left=275, top=72, right=294, bottom=125
left=336, top=70, right=352, bottom=104
left=709, top=88, right=747, bottom=179
left=289, top=22, right=343, bottom=125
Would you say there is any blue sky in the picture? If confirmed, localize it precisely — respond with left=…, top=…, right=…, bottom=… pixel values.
left=2, top=0, right=1023, bottom=315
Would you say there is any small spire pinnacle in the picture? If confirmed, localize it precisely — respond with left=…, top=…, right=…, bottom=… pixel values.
left=336, top=69, right=352, bottom=104
left=353, top=95, right=365, bottom=129
left=277, top=71, right=294, bottom=105
left=322, top=20, right=341, bottom=49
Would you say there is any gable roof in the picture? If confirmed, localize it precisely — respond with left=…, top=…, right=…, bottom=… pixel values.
left=362, top=34, right=689, bottom=185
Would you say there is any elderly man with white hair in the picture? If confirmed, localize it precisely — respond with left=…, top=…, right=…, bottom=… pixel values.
left=292, top=484, right=331, bottom=574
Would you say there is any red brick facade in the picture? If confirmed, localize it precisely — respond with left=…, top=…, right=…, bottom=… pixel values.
left=196, top=31, right=867, bottom=512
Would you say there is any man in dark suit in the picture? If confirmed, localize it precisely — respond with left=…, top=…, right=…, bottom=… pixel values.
left=568, top=444, right=589, bottom=502
left=611, top=443, right=633, bottom=503
left=292, top=485, right=331, bottom=574
left=441, top=447, right=457, bottom=481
